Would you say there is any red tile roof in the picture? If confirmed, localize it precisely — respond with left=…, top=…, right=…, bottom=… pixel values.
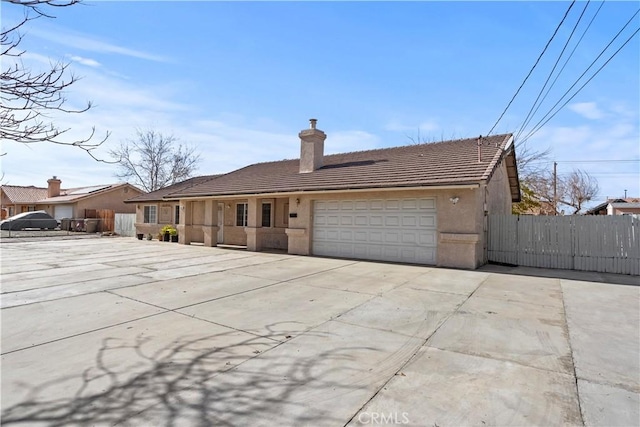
left=172, top=134, right=518, bottom=199
left=1, top=186, right=48, bottom=203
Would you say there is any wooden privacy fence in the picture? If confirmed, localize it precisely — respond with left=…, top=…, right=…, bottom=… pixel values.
left=84, top=209, right=115, bottom=232
left=488, top=215, right=640, bottom=275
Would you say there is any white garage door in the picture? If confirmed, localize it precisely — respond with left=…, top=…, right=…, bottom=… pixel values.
left=54, top=205, right=73, bottom=220
left=313, top=198, right=437, bottom=265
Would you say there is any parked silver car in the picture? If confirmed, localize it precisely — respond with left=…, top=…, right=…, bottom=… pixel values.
left=0, top=211, right=59, bottom=231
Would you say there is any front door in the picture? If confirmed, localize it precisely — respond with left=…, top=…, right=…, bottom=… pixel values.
left=217, top=203, right=224, bottom=243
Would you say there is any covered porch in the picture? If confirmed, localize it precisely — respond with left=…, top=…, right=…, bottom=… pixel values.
left=178, top=196, right=292, bottom=252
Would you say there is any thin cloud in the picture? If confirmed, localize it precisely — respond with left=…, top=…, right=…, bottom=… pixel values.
left=69, top=55, right=101, bottom=68
left=27, top=26, right=168, bottom=62
left=568, top=102, right=605, bottom=120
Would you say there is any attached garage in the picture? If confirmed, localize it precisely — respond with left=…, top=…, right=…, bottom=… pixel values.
left=53, top=204, right=73, bottom=220
left=312, top=198, right=437, bottom=265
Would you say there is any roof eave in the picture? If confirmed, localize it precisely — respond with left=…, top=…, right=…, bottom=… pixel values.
left=168, top=182, right=483, bottom=200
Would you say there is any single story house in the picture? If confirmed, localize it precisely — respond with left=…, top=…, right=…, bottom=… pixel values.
left=125, top=175, right=220, bottom=238
left=1, top=176, right=143, bottom=220
left=136, top=120, right=520, bottom=270
left=585, top=198, right=640, bottom=216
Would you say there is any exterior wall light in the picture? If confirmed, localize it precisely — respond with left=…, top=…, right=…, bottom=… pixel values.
left=449, top=197, right=460, bottom=205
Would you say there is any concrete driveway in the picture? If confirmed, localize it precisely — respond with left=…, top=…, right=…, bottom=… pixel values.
left=1, top=237, right=638, bottom=426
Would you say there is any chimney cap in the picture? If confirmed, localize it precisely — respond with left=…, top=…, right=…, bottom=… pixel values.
left=309, top=118, right=317, bottom=129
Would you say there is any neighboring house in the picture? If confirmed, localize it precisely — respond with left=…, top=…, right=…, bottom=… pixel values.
left=585, top=198, right=640, bottom=216
left=137, top=120, right=520, bottom=270
left=125, top=175, right=220, bottom=237
left=0, top=185, right=48, bottom=219
left=0, top=176, right=144, bottom=220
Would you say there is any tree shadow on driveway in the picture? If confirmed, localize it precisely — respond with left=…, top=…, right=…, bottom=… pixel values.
left=2, top=322, right=386, bottom=426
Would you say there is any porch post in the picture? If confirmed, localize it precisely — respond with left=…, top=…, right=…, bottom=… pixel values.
left=202, top=199, right=219, bottom=247
left=177, top=200, right=192, bottom=245
left=245, top=197, right=263, bottom=251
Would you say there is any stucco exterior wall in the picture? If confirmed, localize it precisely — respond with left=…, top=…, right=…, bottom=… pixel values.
left=134, top=201, right=179, bottom=239
left=168, top=175, right=513, bottom=270
left=486, top=161, right=512, bottom=215
left=74, top=186, right=142, bottom=216
left=285, top=188, right=485, bottom=269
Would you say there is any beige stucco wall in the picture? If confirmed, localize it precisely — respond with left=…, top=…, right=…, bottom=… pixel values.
left=285, top=188, right=485, bottom=269
left=171, top=197, right=289, bottom=249
left=74, top=186, right=142, bottom=216
left=134, top=201, right=179, bottom=239
left=167, top=167, right=514, bottom=270
left=612, top=207, right=640, bottom=215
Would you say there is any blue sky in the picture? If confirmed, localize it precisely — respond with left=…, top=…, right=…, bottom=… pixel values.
left=1, top=1, right=638, bottom=207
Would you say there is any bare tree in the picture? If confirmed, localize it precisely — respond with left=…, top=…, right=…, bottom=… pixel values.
left=110, top=130, right=201, bottom=192
left=1, top=0, right=109, bottom=159
left=519, top=167, right=598, bottom=215
left=560, top=169, right=599, bottom=214
left=512, top=141, right=599, bottom=215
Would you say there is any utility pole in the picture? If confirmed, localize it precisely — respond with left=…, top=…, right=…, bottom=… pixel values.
left=553, top=161, right=557, bottom=216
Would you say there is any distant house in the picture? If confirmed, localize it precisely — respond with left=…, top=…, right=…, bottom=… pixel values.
left=133, top=120, right=520, bottom=270
left=124, top=175, right=220, bottom=238
left=585, top=198, right=640, bottom=216
left=0, top=176, right=144, bottom=220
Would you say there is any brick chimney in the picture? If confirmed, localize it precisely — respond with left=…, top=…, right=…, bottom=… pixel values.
left=47, top=176, right=61, bottom=198
left=299, top=118, right=326, bottom=173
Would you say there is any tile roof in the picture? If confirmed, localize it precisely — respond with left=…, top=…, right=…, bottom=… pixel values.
left=172, top=134, right=516, bottom=198
left=1, top=185, right=48, bottom=203
left=125, top=175, right=221, bottom=202
left=2, top=182, right=143, bottom=204
left=38, top=183, right=141, bottom=203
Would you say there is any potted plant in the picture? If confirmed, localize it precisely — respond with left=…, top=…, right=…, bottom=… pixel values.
left=136, top=233, right=144, bottom=240
left=161, top=225, right=177, bottom=242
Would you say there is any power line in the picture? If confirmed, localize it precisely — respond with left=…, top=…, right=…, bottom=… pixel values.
left=515, top=1, right=607, bottom=145
left=559, top=159, right=639, bottom=163
left=520, top=10, right=640, bottom=144
left=486, top=1, right=576, bottom=137
left=515, top=0, right=592, bottom=143
left=529, top=159, right=640, bottom=164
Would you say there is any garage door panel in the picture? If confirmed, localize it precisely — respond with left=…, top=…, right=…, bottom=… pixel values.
left=385, top=215, right=400, bottom=226
left=313, top=198, right=437, bottom=265
left=340, top=230, right=353, bottom=240
left=340, top=216, right=353, bottom=226
left=385, top=231, right=400, bottom=243
left=354, top=216, right=368, bottom=226
left=385, top=200, right=400, bottom=210
left=419, top=216, right=436, bottom=227
left=370, top=200, right=384, bottom=210
left=370, top=231, right=383, bottom=242
left=419, top=199, right=436, bottom=210
left=370, top=216, right=383, bottom=226
left=402, top=216, right=417, bottom=227
left=418, top=233, right=436, bottom=245
left=402, top=232, right=417, bottom=244
left=354, top=231, right=367, bottom=242
left=401, top=199, right=418, bottom=209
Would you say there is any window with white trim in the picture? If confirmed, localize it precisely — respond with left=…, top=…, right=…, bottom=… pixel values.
left=143, top=205, right=157, bottom=223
